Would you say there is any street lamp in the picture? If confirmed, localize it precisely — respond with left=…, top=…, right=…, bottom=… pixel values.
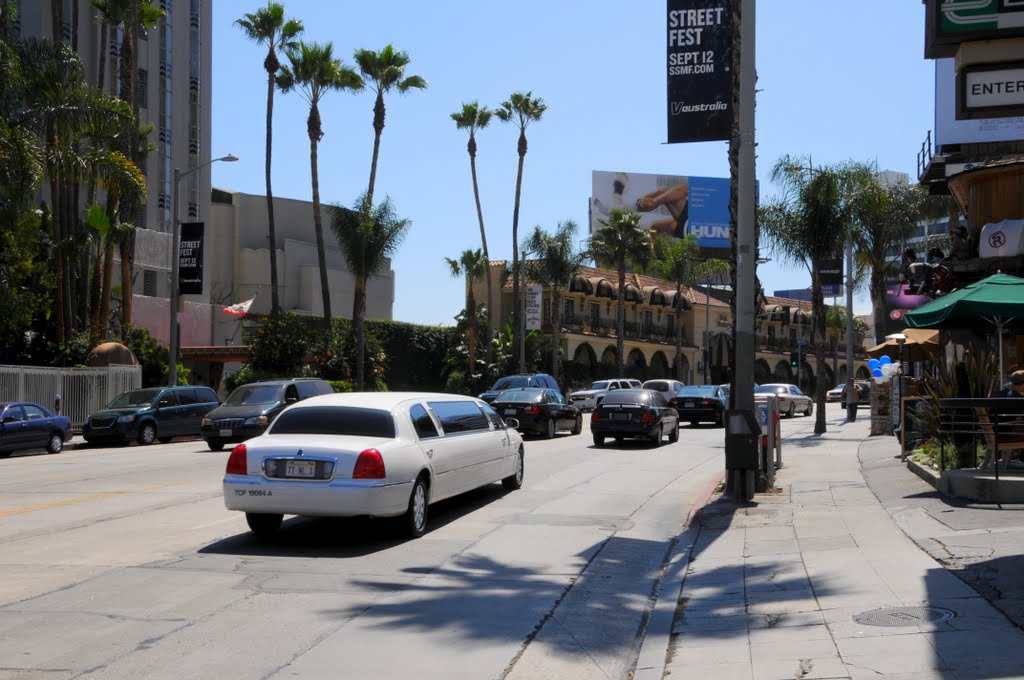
left=168, top=154, right=239, bottom=386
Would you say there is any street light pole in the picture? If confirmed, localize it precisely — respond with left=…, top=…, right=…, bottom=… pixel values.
left=704, top=280, right=711, bottom=384
left=168, top=154, right=239, bottom=386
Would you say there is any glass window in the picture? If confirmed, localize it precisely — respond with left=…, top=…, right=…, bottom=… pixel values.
left=176, top=389, right=199, bottom=405
left=589, top=302, right=600, bottom=328
left=480, top=403, right=506, bottom=430
left=295, top=381, right=326, bottom=399
left=225, top=385, right=282, bottom=406
left=108, top=389, right=162, bottom=408
left=410, top=404, right=439, bottom=439
left=284, top=385, right=300, bottom=402
left=156, top=391, right=179, bottom=407
left=602, top=390, right=649, bottom=405
left=271, top=406, right=395, bottom=438
left=3, top=405, right=25, bottom=422
left=563, top=298, right=574, bottom=324
left=22, top=404, right=46, bottom=419
left=428, top=400, right=489, bottom=434
left=197, top=388, right=219, bottom=403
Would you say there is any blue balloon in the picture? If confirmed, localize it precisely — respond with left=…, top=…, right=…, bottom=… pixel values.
left=879, top=355, right=892, bottom=365
left=872, top=368, right=883, bottom=377
left=868, top=359, right=880, bottom=369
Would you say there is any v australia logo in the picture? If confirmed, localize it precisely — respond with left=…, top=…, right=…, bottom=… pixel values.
left=671, top=102, right=688, bottom=115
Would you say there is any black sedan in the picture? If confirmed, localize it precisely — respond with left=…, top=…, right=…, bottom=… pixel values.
left=0, top=401, right=73, bottom=458
left=491, top=388, right=583, bottom=438
left=669, top=385, right=728, bottom=426
left=590, top=389, right=679, bottom=447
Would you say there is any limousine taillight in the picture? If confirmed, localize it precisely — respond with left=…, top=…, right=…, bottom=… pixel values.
left=352, top=448, right=386, bottom=479
left=226, top=444, right=247, bottom=475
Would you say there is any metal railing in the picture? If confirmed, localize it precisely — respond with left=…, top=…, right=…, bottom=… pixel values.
left=0, top=364, right=142, bottom=432
left=936, top=398, right=1024, bottom=479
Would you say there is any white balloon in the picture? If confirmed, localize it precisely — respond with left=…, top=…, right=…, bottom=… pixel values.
left=881, top=364, right=893, bottom=377
left=875, top=376, right=885, bottom=384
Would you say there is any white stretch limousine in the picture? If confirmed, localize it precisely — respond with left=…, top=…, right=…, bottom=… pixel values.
left=223, top=392, right=525, bottom=538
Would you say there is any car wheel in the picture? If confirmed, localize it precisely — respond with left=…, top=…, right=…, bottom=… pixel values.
left=245, top=512, right=282, bottom=537
left=690, top=420, right=699, bottom=427
left=404, top=477, right=429, bottom=539
left=502, top=448, right=524, bottom=491
left=207, top=439, right=225, bottom=451
left=614, top=435, right=624, bottom=444
left=571, top=415, right=582, bottom=435
left=138, top=423, right=157, bottom=445
left=593, top=434, right=605, bottom=448
left=787, top=402, right=796, bottom=418
left=46, top=433, right=64, bottom=454
left=669, top=424, right=679, bottom=443
left=0, top=452, right=10, bottom=459
left=544, top=418, right=556, bottom=440
left=651, top=425, right=663, bottom=447
left=158, top=436, right=173, bottom=444
left=804, top=403, right=813, bottom=416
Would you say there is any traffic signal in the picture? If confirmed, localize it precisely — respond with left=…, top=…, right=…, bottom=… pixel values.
left=790, top=351, right=799, bottom=367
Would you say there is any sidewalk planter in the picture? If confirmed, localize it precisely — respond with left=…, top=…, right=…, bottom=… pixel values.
left=907, top=458, right=1024, bottom=503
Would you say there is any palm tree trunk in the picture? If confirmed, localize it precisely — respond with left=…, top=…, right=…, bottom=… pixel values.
left=354, top=278, right=366, bottom=390
left=97, top=23, right=107, bottom=91
left=309, top=130, right=332, bottom=338
left=100, top=239, right=115, bottom=339
left=675, top=285, right=685, bottom=381
left=469, top=140, right=493, bottom=364
left=90, top=240, right=103, bottom=344
left=466, top=285, right=477, bottom=375
left=50, top=0, right=62, bottom=41
left=367, top=91, right=385, bottom=206
left=812, top=260, right=827, bottom=435
left=49, top=171, right=65, bottom=344
left=120, top=233, right=133, bottom=330
left=511, top=137, right=526, bottom=369
left=871, top=265, right=888, bottom=346
left=552, top=286, right=562, bottom=384
left=616, top=258, right=626, bottom=374
left=265, top=65, right=281, bottom=316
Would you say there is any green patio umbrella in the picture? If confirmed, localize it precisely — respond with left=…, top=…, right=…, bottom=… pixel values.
left=904, top=273, right=1024, bottom=382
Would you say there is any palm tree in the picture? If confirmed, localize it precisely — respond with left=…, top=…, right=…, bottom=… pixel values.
left=589, top=209, right=654, bottom=375
left=330, top=194, right=411, bottom=390
left=235, top=3, right=303, bottom=318
left=522, top=221, right=587, bottom=386
left=648, top=233, right=728, bottom=381
left=759, top=155, right=859, bottom=435
left=278, top=40, right=363, bottom=338
left=445, top=249, right=488, bottom=378
left=495, top=91, right=547, bottom=369
left=451, top=101, right=494, bottom=362
left=353, top=44, right=426, bottom=207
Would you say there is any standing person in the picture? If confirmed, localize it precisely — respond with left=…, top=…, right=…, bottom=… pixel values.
left=842, top=378, right=861, bottom=422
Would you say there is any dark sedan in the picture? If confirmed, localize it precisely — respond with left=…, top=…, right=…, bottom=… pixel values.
left=491, top=388, right=583, bottom=438
left=670, top=385, right=728, bottom=426
left=0, top=401, right=73, bottom=457
left=590, top=389, right=679, bottom=447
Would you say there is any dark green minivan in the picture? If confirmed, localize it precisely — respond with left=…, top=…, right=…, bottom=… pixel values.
left=82, top=385, right=221, bottom=445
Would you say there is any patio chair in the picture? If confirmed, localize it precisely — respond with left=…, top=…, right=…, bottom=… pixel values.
left=974, top=407, right=1024, bottom=470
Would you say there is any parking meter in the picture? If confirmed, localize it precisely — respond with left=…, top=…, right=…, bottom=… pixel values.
left=54, top=393, right=61, bottom=415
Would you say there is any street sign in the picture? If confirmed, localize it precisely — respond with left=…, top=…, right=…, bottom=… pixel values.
left=525, top=284, right=542, bottom=330
left=178, top=222, right=204, bottom=295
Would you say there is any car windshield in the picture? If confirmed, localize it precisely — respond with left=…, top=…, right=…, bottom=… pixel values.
left=644, top=381, right=668, bottom=391
left=492, top=376, right=529, bottom=391
left=755, top=385, right=788, bottom=395
left=493, top=388, right=544, bottom=404
left=589, top=381, right=610, bottom=390
left=225, top=384, right=283, bottom=406
left=677, top=386, right=717, bottom=397
left=107, top=389, right=161, bottom=408
left=602, top=389, right=649, bottom=405
left=270, top=406, right=395, bottom=438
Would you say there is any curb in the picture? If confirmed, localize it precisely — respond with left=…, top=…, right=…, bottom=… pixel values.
left=906, top=457, right=941, bottom=489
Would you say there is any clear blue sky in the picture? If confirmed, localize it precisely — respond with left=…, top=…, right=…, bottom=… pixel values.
left=210, top=0, right=935, bottom=325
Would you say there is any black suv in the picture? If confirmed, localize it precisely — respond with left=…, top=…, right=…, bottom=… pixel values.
left=478, top=373, right=560, bottom=403
left=200, top=378, right=333, bottom=450
left=83, top=385, right=221, bottom=446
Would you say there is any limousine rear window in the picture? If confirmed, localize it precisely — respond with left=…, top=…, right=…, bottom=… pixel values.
left=428, top=400, right=489, bottom=434
left=271, top=406, right=396, bottom=438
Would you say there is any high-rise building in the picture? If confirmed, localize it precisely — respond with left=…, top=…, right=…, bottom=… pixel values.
left=15, top=0, right=213, bottom=302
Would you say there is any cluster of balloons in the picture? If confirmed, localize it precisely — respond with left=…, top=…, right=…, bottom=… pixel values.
left=868, top=356, right=901, bottom=384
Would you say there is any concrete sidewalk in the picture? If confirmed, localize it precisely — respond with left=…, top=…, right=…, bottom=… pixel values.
left=635, top=413, right=1024, bottom=680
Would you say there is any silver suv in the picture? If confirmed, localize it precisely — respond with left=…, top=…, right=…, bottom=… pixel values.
left=568, top=379, right=642, bottom=411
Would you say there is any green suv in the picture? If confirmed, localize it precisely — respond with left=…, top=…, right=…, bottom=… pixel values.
left=83, top=386, right=221, bottom=445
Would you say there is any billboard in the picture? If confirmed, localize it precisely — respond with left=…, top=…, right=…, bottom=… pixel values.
left=883, top=278, right=932, bottom=337
left=666, top=0, right=732, bottom=143
left=935, top=58, right=1024, bottom=148
left=525, top=284, right=542, bottom=330
left=590, top=171, right=731, bottom=250
left=178, top=222, right=205, bottom=295
left=925, top=0, right=1024, bottom=58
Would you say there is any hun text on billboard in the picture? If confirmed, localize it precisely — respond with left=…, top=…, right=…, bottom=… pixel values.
left=590, top=170, right=730, bottom=250
left=666, top=0, right=732, bottom=143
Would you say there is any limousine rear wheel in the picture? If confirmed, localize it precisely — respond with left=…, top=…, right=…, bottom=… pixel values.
left=404, top=477, right=429, bottom=538
left=246, top=512, right=282, bottom=537
left=502, top=448, right=524, bottom=491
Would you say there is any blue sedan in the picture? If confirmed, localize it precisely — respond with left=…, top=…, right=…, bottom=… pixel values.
left=0, top=402, right=73, bottom=458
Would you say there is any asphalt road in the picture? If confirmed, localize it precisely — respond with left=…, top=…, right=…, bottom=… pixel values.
left=0, top=412, right=817, bottom=680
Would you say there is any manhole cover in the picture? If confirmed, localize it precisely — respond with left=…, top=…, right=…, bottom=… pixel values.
left=852, top=607, right=955, bottom=627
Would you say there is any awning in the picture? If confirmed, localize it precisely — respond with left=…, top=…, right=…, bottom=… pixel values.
left=866, top=328, right=939, bottom=362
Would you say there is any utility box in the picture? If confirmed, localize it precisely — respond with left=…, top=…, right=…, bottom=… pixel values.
left=724, top=409, right=760, bottom=470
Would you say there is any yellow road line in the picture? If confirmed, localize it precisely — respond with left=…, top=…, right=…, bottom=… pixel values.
left=0, top=483, right=179, bottom=518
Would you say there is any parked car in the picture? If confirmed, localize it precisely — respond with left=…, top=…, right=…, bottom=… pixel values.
left=223, top=392, right=525, bottom=539
left=641, top=379, right=685, bottom=403
left=200, top=378, right=333, bottom=451
left=491, top=388, right=582, bottom=438
left=0, top=402, right=73, bottom=458
left=590, top=389, right=679, bottom=447
left=825, top=384, right=845, bottom=403
left=754, top=384, right=813, bottom=417
left=669, top=385, right=728, bottom=426
left=840, top=381, right=872, bottom=409
left=82, top=385, right=220, bottom=445
left=478, top=373, right=560, bottom=403
left=568, top=378, right=642, bottom=411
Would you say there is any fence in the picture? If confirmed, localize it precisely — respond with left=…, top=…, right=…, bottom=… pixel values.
left=0, top=364, right=142, bottom=432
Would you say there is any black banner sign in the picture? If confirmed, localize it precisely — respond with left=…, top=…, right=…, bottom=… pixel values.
left=178, top=222, right=204, bottom=295
left=666, top=0, right=733, bottom=143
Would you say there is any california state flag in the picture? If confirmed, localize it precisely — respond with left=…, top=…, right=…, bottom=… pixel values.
left=222, top=297, right=254, bottom=316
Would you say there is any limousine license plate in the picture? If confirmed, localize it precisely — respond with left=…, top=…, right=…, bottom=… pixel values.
left=285, top=460, right=316, bottom=478
left=220, top=428, right=232, bottom=437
